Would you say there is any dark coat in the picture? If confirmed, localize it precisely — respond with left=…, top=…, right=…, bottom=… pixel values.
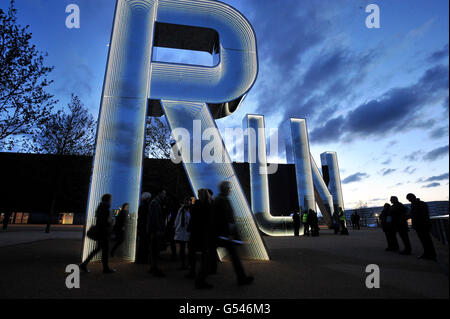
left=148, top=198, right=165, bottom=234
left=390, top=202, right=409, bottom=231
left=212, top=194, right=236, bottom=238
left=95, top=201, right=111, bottom=238
left=410, top=199, right=431, bottom=231
left=292, top=213, right=300, bottom=226
left=380, top=207, right=392, bottom=232
left=188, top=200, right=212, bottom=251
left=137, top=200, right=150, bottom=237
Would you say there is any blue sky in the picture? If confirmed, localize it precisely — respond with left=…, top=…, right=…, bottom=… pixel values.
left=5, top=0, right=449, bottom=208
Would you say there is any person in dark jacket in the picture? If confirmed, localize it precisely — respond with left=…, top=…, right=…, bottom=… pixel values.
left=148, top=188, right=167, bottom=277
left=380, top=203, right=399, bottom=251
left=292, top=212, right=301, bottom=236
left=390, top=196, right=411, bottom=255
left=186, top=189, right=214, bottom=289
left=80, top=194, right=115, bottom=273
left=211, top=181, right=254, bottom=286
left=406, top=193, right=437, bottom=260
left=111, top=203, right=128, bottom=257
left=308, top=209, right=320, bottom=237
left=332, top=211, right=340, bottom=234
left=136, top=192, right=151, bottom=264
left=355, top=212, right=361, bottom=230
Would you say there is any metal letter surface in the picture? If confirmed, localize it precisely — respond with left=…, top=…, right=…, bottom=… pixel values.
left=83, top=0, right=269, bottom=261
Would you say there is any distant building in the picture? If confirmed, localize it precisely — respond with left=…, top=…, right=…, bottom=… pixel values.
left=0, top=153, right=301, bottom=225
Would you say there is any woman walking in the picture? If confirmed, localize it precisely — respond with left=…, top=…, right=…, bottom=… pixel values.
left=174, top=197, right=192, bottom=269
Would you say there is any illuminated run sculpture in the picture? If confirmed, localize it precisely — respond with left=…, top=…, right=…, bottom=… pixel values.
left=243, top=115, right=334, bottom=236
left=321, top=152, right=345, bottom=225
left=83, top=0, right=269, bottom=262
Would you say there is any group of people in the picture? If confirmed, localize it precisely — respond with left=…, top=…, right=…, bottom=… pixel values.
left=292, top=209, right=320, bottom=237
left=379, top=194, right=436, bottom=261
left=80, top=181, right=254, bottom=289
left=350, top=212, right=361, bottom=230
left=333, top=207, right=349, bottom=235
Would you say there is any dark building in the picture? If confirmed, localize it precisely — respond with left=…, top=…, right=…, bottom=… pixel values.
left=0, top=153, right=300, bottom=225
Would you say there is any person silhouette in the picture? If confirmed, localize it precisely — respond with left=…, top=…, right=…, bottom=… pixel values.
left=80, top=194, right=116, bottom=273
left=148, top=188, right=167, bottom=277
left=380, top=203, right=399, bottom=251
left=292, top=212, right=301, bottom=236
left=406, top=193, right=437, bottom=261
left=390, top=196, right=411, bottom=255
left=211, top=181, right=254, bottom=287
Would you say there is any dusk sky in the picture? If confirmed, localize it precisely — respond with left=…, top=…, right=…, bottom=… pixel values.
left=4, top=0, right=449, bottom=208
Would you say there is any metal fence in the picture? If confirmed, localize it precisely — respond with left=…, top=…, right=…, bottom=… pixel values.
left=430, top=215, right=449, bottom=245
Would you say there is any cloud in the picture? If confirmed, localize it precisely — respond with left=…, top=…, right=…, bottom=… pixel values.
left=429, top=126, right=449, bottom=139
left=403, top=150, right=423, bottom=162
left=423, top=145, right=449, bottom=161
left=380, top=168, right=396, bottom=176
left=403, top=166, right=416, bottom=175
left=421, top=173, right=449, bottom=182
left=310, top=64, right=449, bottom=143
left=381, top=158, right=392, bottom=165
left=342, top=172, right=369, bottom=184
left=427, top=44, right=449, bottom=63
left=422, top=182, right=441, bottom=188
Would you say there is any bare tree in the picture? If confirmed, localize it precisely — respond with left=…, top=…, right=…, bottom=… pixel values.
left=22, top=94, right=96, bottom=233
left=25, top=94, right=96, bottom=155
left=0, top=0, right=56, bottom=150
left=145, top=116, right=171, bottom=159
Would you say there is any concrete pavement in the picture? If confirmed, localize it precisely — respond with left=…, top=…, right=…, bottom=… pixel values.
left=0, top=228, right=447, bottom=299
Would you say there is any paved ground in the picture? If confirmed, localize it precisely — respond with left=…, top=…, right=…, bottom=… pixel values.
left=0, top=225, right=82, bottom=247
left=0, top=226, right=448, bottom=299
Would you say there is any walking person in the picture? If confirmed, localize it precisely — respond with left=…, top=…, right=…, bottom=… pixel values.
left=186, top=189, right=214, bottom=289
left=309, top=209, right=320, bottom=237
left=80, top=194, right=116, bottom=273
left=211, top=181, right=254, bottom=286
left=148, top=188, right=167, bottom=277
left=355, top=212, right=361, bottom=230
left=174, top=197, right=192, bottom=269
left=390, top=196, right=411, bottom=255
left=111, top=203, right=128, bottom=257
left=332, top=211, right=340, bottom=234
left=380, top=203, right=399, bottom=251
left=292, top=212, right=301, bottom=236
left=136, top=192, right=151, bottom=264
left=2, top=212, right=11, bottom=231
left=406, top=193, right=437, bottom=260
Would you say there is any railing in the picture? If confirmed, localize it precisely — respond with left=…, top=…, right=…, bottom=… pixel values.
left=430, top=215, right=449, bottom=245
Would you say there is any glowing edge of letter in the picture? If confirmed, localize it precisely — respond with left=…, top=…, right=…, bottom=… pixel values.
left=244, top=115, right=336, bottom=236
left=83, top=0, right=269, bottom=262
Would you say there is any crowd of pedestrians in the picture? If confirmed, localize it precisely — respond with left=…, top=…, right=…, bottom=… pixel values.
left=80, top=181, right=254, bottom=289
